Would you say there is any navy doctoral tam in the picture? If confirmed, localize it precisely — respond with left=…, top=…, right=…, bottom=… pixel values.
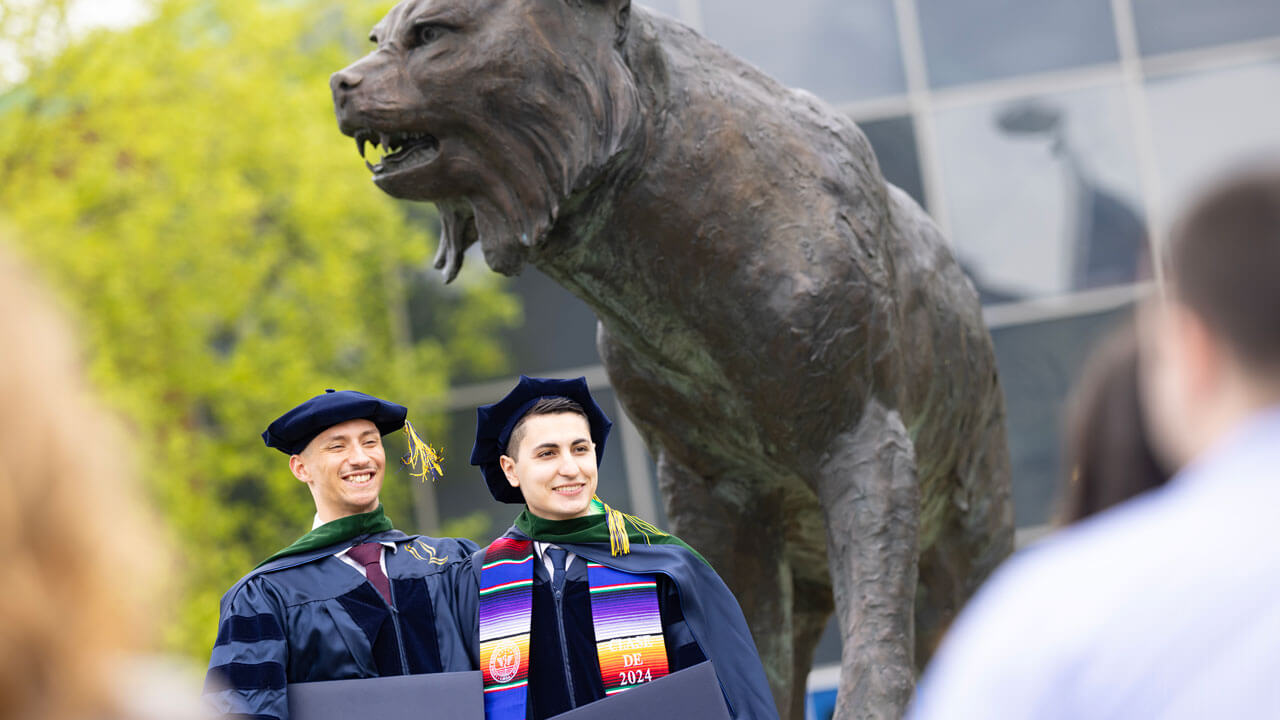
left=469, top=376, right=613, bottom=504
left=262, top=389, right=407, bottom=455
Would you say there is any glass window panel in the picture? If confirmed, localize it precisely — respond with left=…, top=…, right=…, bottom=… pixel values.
left=991, top=304, right=1134, bottom=526
left=933, top=82, right=1149, bottom=300
left=1145, top=60, right=1280, bottom=214
left=642, top=452, right=666, bottom=527
left=585, top=387, right=633, bottom=512
left=699, top=0, right=907, bottom=102
left=811, top=620, right=842, bottom=673
left=466, top=268, right=604, bottom=384
left=1132, top=0, right=1280, bottom=56
left=436, top=407, right=505, bottom=543
left=917, top=0, right=1119, bottom=88
left=425, top=247, right=602, bottom=386
left=857, top=115, right=926, bottom=210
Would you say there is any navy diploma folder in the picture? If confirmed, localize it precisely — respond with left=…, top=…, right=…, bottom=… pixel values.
left=549, top=662, right=731, bottom=720
left=286, top=670, right=484, bottom=720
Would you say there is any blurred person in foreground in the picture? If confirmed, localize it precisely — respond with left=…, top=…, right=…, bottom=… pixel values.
left=1054, top=322, right=1171, bottom=526
left=203, top=391, right=479, bottom=719
left=0, top=244, right=204, bottom=720
left=908, top=163, right=1280, bottom=719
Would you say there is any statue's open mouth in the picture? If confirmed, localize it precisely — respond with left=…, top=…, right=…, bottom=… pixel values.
left=354, top=129, right=440, bottom=176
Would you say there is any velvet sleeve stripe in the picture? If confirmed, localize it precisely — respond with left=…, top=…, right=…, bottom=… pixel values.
left=206, top=661, right=287, bottom=691
left=215, top=613, right=286, bottom=646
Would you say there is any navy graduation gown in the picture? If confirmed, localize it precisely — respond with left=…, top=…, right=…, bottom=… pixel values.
left=523, top=553, right=706, bottom=719
left=459, top=528, right=780, bottom=720
left=204, top=530, right=478, bottom=720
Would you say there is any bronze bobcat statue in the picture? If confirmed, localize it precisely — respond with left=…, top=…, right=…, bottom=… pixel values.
left=332, top=1, right=1013, bottom=717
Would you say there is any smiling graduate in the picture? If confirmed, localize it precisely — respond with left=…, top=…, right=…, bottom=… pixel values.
left=203, top=390, right=477, bottom=720
left=461, top=376, right=778, bottom=720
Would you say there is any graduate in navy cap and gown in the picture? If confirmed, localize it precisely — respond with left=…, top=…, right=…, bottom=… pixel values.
left=204, top=390, right=479, bottom=720
left=461, top=376, right=778, bottom=720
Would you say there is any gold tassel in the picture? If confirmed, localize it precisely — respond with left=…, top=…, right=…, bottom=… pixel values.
left=402, top=421, right=444, bottom=483
left=594, top=495, right=668, bottom=557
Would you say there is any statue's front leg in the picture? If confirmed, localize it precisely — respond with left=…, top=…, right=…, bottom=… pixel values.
left=656, top=451, right=800, bottom=719
left=818, top=401, right=920, bottom=719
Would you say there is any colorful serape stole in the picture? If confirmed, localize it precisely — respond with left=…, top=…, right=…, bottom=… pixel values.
left=586, top=562, right=670, bottom=695
left=478, top=541, right=671, bottom=719
left=479, top=538, right=535, bottom=720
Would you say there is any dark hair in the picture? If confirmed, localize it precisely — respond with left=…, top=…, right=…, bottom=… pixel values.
left=504, top=396, right=588, bottom=457
left=1167, top=166, right=1280, bottom=371
left=1056, top=323, right=1170, bottom=525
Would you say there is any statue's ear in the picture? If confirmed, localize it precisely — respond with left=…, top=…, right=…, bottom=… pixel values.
left=612, top=0, right=630, bottom=46
left=581, top=0, right=630, bottom=46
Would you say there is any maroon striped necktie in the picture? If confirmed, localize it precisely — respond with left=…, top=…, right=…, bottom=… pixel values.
left=347, top=542, right=392, bottom=607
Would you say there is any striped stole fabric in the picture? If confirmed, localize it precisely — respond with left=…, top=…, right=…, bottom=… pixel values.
left=586, top=562, right=670, bottom=695
left=480, top=538, right=535, bottom=719
left=478, top=540, right=670, bottom=720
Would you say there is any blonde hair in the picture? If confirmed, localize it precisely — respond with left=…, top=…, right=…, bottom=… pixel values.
left=0, top=243, right=162, bottom=720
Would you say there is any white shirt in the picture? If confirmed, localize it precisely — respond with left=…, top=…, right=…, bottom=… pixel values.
left=532, top=542, right=578, bottom=579
left=311, top=514, right=396, bottom=579
left=908, top=407, right=1280, bottom=720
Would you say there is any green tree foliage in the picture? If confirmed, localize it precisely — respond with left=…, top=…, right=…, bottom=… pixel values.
left=0, top=0, right=517, bottom=657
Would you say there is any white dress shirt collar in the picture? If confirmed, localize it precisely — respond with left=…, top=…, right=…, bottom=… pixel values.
left=533, top=541, right=578, bottom=578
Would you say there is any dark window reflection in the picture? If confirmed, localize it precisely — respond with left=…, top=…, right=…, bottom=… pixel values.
left=642, top=453, right=666, bottom=527
left=917, top=0, right=1118, bottom=88
left=581, top=388, right=633, bottom=510
left=934, top=85, right=1148, bottom=300
left=1133, top=0, right=1280, bottom=56
left=699, top=0, right=907, bottom=102
left=858, top=115, right=926, bottom=210
left=995, top=101, right=1147, bottom=290
left=991, top=305, right=1133, bottom=526
left=437, top=407, right=503, bottom=541
left=500, top=269, right=603, bottom=379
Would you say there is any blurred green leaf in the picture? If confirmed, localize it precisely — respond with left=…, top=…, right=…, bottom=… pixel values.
left=0, top=0, right=514, bottom=659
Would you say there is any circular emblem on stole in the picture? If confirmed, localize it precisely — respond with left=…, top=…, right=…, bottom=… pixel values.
left=489, top=639, right=521, bottom=684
